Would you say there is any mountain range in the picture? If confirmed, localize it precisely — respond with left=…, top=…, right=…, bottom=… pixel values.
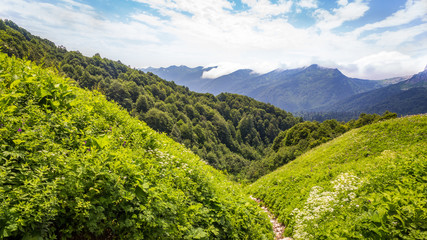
left=322, top=66, right=427, bottom=115
left=143, top=64, right=426, bottom=116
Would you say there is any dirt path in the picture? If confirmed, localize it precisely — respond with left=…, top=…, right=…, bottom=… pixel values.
left=250, top=196, right=292, bottom=240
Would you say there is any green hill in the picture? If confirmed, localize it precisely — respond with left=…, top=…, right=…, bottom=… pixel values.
left=249, top=115, right=427, bottom=239
left=0, top=53, right=273, bottom=239
left=0, top=19, right=301, bottom=179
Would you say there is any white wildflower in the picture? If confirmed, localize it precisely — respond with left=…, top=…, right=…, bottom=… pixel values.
left=292, top=172, right=365, bottom=240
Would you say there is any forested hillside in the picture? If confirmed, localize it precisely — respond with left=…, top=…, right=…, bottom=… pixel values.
left=0, top=19, right=301, bottom=177
left=0, top=52, right=274, bottom=239
left=242, top=111, right=397, bottom=181
left=249, top=115, right=427, bottom=239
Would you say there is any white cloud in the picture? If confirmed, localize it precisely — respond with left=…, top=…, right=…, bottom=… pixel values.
left=202, top=62, right=247, bottom=78
left=0, top=0, right=425, bottom=80
left=0, top=0, right=162, bottom=58
left=362, top=23, right=427, bottom=47
left=202, top=61, right=284, bottom=79
left=298, top=0, right=318, bottom=9
left=315, top=0, right=370, bottom=31
left=340, top=51, right=427, bottom=79
left=337, top=0, right=348, bottom=6
left=354, top=0, right=427, bottom=36
left=241, top=0, right=293, bottom=17
left=131, top=13, right=166, bottom=27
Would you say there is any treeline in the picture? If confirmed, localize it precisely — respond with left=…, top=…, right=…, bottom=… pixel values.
left=295, top=111, right=363, bottom=122
left=0, top=19, right=301, bottom=177
left=242, top=111, right=397, bottom=181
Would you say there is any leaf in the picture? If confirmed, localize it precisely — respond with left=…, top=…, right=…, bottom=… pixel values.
left=52, top=100, right=60, bottom=108
left=13, top=139, right=25, bottom=145
left=135, top=185, right=146, bottom=201
left=96, top=135, right=110, bottom=149
left=37, top=89, right=50, bottom=100
left=191, top=228, right=208, bottom=239
left=9, top=79, right=20, bottom=89
left=6, top=105, right=16, bottom=113
left=23, top=234, right=43, bottom=240
left=142, top=181, right=150, bottom=190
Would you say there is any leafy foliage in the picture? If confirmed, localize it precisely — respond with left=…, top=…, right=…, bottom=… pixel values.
left=0, top=19, right=301, bottom=177
left=249, top=115, right=427, bottom=239
left=0, top=53, right=274, bottom=239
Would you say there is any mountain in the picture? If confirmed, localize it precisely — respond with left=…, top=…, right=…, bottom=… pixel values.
left=0, top=19, right=301, bottom=178
left=249, top=115, right=427, bottom=239
left=201, top=69, right=259, bottom=95
left=145, top=64, right=392, bottom=112
left=244, top=64, right=386, bottom=112
left=323, top=67, right=427, bottom=115
left=0, top=52, right=273, bottom=239
left=142, top=65, right=215, bottom=92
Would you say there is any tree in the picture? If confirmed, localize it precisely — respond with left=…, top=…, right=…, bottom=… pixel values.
left=144, top=108, right=173, bottom=133
left=135, top=95, right=152, bottom=113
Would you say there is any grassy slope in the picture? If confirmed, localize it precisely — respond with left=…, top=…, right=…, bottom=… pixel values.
left=0, top=53, right=273, bottom=239
left=249, top=115, right=427, bottom=239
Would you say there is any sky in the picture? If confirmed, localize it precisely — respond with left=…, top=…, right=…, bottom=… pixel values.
left=0, top=0, right=426, bottom=79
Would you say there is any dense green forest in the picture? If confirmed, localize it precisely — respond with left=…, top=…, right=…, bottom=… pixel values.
left=0, top=52, right=274, bottom=239
left=295, top=111, right=363, bottom=122
left=0, top=19, right=301, bottom=178
left=250, top=115, right=427, bottom=239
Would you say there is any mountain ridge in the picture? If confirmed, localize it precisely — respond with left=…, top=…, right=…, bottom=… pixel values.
left=145, top=64, right=425, bottom=115
left=322, top=67, right=427, bottom=115
left=145, top=64, right=391, bottom=112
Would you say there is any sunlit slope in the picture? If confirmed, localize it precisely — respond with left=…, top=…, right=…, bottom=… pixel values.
left=249, top=115, right=427, bottom=239
left=0, top=53, right=273, bottom=239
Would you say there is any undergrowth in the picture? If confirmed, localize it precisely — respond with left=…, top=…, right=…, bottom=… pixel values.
left=0, top=53, right=273, bottom=239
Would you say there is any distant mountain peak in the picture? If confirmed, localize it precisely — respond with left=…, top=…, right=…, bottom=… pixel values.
left=305, top=64, right=337, bottom=71
left=301, top=64, right=344, bottom=77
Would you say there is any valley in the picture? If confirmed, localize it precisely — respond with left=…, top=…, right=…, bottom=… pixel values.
left=1, top=19, right=426, bottom=239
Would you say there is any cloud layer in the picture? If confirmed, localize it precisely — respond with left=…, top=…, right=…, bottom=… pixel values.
left=0, top=0, right=426, bottom=79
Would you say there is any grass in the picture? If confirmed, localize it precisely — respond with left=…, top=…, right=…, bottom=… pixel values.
left=249, top=115, right=427, bottom=239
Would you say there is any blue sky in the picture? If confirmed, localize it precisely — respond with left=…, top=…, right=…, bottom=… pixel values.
left=0, top=0, right=426, bottom=79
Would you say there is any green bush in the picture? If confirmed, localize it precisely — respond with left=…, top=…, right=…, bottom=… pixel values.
left=0, top=53, right=273, bottom=239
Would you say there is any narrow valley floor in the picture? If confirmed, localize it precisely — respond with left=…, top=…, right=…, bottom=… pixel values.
left=250, top=196, right=292, bottom=240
